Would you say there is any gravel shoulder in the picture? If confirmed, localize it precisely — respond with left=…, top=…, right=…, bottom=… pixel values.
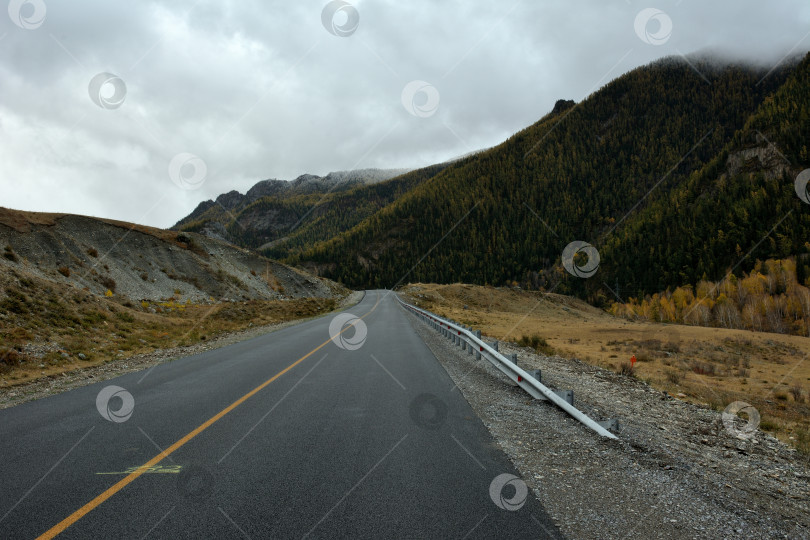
left=0, top=291, right=364, bottom=410
left=403, top=306, right=810, bottom=540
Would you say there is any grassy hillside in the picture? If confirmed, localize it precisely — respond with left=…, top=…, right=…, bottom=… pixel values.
left=0, top=208, right=350, bottom=385
left=0, top=265, right=338, bottom=386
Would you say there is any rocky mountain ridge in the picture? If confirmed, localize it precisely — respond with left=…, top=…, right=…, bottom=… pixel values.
left=175, top=167, right=411, bottom=229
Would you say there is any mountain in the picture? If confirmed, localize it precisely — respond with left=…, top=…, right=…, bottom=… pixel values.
left=173, top=168, right=412, bottom=244
left=170, top=52, right=810, bottom=317
left=287, top=53, right=809, bottom=301
left=0, top=207, right=344, bottom=303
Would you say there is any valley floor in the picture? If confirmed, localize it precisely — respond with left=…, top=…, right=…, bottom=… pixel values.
left=403, top=297, right=810, bottom=539
left=400, top=283, right=810, bottom=452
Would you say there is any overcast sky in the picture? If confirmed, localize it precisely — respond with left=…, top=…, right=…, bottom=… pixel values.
left=1, top=0, right=809, bottom=228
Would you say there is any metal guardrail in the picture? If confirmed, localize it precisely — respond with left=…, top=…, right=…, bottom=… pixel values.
left=399, top=297, right=618, bottom=440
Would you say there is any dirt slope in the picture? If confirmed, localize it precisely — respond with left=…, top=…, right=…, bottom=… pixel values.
left=0, top=207, right=344, bottom=302
left=0, top=207, right=350, bottom=386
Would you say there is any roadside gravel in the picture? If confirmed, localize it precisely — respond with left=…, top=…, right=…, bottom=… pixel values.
left=404, top=307, right=810, bottom=540
left=0, top=291, right=364, bottom=410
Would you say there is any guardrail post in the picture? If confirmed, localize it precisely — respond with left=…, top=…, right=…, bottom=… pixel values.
left=556, top=389, right=573, bottom=405
left=474, top=330, right=482, bottom=360
left=510, top=353, right=518, bottom=366
left=492, top=340, right=499, bottom=352
left=598, top=419, right=619, bottom=431
left=528, top=369, right=541, bottom=383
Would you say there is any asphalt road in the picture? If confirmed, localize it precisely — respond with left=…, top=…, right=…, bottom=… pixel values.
left=0, top=290, right=563, bottom=539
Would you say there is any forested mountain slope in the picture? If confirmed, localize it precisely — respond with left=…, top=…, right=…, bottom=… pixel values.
left=292, top=54, right=808, bottom=301
left=600, top=53, right=810, bottom=298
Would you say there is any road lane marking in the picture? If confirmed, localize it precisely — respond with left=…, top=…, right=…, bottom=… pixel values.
left=37, top=291, right=381, bottom=539
left=95, top=465, right=182, bottom=475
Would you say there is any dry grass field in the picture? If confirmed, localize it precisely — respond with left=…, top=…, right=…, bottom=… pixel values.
left=401, top=283, right=810, bottom=450
left=0, top=272, right=338, bottom=386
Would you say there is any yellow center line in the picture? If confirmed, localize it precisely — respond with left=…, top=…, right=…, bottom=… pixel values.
left=37, top=291, right=380, bottom=539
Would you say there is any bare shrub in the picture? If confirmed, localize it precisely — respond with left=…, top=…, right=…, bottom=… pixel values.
left=99, top=275, right=116, bottom=293
left=617, top=362, right=635, bottom=376
left=691, top=361, right=717, bottom=376
left=3, top=246, right=18, bottom=262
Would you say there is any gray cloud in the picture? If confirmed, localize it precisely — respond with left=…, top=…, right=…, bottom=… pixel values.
left=1, top=0, right=808, bottom=227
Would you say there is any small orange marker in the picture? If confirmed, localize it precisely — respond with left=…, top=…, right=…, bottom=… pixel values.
left=630, top=355, right=637, bottom=367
